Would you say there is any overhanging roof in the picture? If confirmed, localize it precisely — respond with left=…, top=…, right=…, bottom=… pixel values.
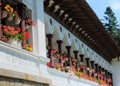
left=44, top=0, right=120, bottom=62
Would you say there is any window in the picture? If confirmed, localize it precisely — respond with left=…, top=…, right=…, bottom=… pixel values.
left=0, top=0, right=34, bottom=52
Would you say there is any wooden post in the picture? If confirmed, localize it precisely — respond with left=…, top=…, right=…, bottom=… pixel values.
left=73, top=50, right=78, bottom=69
left=56, top=40, right=62, bottom=54
left=46, top=34, right=54, bottom=67
left=56, top=40, right=62, bottom=63
left=79, top=54, right=84, bottom=72
left=85, top=58, right=90, bottom=76
left=101, top=68, right=105, bottom=81
left=46, top=34, right=53, bottom=58
left=90, top=61, right=95, bottom=77
left=105, top=70, right=108, bottom=84
left=95, top=64, right=98, bottom=79
left=66, top=46, right=71, bottom=66
left=110, top=73, right=113, bottom=86
left=98, top=66, right=102, bottom=80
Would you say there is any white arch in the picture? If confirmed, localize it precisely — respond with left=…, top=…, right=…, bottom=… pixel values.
left=71, top=38, right=77, bottom=50
left=53, top=25, right=61, bottom=40
left=62, top=33, right=69, bottom=53
left=84, top=46, right=90, bottom=58
left=71, top=38, right=77, bottom=57
left=52, top=26, right=61, bottom=49
left=78, top=43, right=84, bottom=55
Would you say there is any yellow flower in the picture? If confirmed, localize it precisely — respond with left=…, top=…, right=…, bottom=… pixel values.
left=4, top=4, right=14, bottom=14
left=26, top=44, right=29, bottom=47
left=26, top=46, right=29, bottom=50
left=26, top=44, right=32, bottom=52
left=10, top=7, right=14, bottom=13
left=29, top=48, right=32, bottom=51
left=5, top=4, right=9, bottom=9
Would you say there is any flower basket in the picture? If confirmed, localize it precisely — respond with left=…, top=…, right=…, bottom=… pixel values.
left=1, top=10, right=8, bottom=18
left=8, top=39, right=21, bottom=48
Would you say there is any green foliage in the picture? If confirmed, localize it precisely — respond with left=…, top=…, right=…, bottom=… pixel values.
left=103, top=6, right=120, bottom=46
left=13, top=33, right=24, bottom=42
left=76, top=72, right=81, bottom=77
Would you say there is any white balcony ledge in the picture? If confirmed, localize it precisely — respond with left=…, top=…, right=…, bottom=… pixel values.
left=47, top=67, right=99, bottom=86
left=0, top=41, right=49, bottom=63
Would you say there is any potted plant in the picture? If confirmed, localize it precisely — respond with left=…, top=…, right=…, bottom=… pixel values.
left=76, top=72, right=81, bottom=78
left=64, top=67, right=69, bottom=73
left=55, top=63, right=62, bottom=70
left=25, top=17, right=34, bottom=29
left=4, top=4, right=14, bottom=21
left=2, top=26, right=21, bottom=46
left=2, top=26, right=31, bottom=48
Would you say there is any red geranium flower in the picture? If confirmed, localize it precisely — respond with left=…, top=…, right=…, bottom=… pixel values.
left=3, top=28, right=8, bottom=33
left=26, top=32, right=30, bottom=40
left=47, top=62, right=51, bottom=67
left=64, top=57, right=68, bottom=61
left=16, top=27, right=21, bottom=32
left=11, top=31, right=15, bottom=35
left=52, top=49, right=57, bottom=54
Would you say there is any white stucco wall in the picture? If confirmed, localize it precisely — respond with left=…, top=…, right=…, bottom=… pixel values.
left=112, top=58, right=120, bottom=86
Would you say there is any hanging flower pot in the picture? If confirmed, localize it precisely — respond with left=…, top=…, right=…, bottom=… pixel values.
left=14, top=18, right=21, bottom=25
left=7, top=14, right=14, bottom=21
left=1, top=10, right=8, bottom=18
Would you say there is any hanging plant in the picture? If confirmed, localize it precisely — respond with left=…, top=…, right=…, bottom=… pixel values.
left=4, top=4, right=14, bottom=21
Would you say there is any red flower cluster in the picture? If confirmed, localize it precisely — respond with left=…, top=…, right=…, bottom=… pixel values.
left=64, top=57, right=68, bottom=61
left=2, top=26, right=31, bottom=41
left=26, top=17, right=35, bottom=26
left=51, top=49, right=57, bottom=54
left=22, top=30, right=30, bottom=41
left=3, top=26, right=20, bottom=37
left=47, top=62, right=51, bottom=67
left=55, top=63, right=62, bottom=67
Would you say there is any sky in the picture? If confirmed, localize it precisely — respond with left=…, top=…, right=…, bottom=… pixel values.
left=86, top=0, right=120, bottom=26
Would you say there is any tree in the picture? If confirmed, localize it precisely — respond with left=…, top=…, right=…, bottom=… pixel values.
left=103, top=6, right=120, bottom=45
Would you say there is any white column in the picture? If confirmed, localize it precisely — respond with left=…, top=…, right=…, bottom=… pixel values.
left=111, top=58, right=120, bottom=86
left=33, top=0, right=47, bottom=58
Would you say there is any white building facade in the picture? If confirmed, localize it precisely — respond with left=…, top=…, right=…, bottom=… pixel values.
left=0, top=0, right=119, bottom=86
